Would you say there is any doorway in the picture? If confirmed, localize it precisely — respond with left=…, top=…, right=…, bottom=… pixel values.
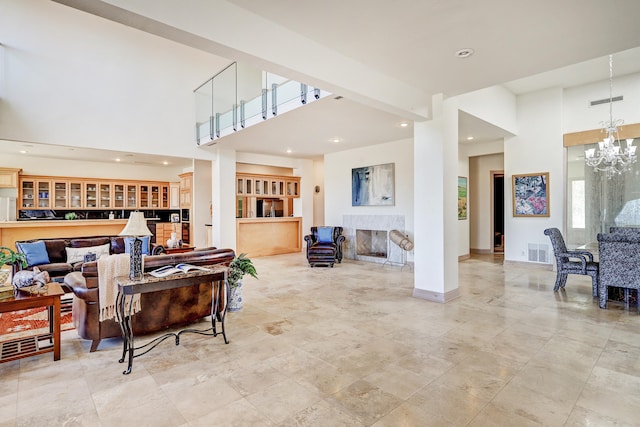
left=492, top=172, right=504, bottom=253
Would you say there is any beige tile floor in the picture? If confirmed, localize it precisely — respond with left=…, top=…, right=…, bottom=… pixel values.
left=1, top=253, right=640, bottom=426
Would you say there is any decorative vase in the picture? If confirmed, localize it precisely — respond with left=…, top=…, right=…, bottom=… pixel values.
left=228, top=281, right=243, bottom=312
left=166, top=232, right=178, bottom=249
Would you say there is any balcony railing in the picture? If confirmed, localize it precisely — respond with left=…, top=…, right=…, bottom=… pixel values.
left=195, top=62, right=329, bottom=145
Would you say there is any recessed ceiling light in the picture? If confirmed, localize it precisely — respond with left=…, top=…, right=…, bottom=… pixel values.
left=162, top=161, right=169, bottom=165
left=286, top=149, right=292, bottom=154
left=467, top=136, right=474, bottom=140
left=400, top=122, right=409, bottom=128
left=19, top=150, right=28, bottom=154
left=331, top=138, right=341, bottom=143
left=455, top=48, right=475, bottom=59
left=115, top=158, right=121, bottom=162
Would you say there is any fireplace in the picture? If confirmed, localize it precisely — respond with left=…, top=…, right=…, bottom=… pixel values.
left=343, top=215, right=405, bottom=264
left=356, top=229, right=387, bottom=258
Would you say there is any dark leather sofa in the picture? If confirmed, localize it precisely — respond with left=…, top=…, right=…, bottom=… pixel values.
left=13, top=236, right=164, bottom=281
left=64, top=247, right=234, bottom=352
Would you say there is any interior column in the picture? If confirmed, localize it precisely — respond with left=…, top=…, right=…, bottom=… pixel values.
left=413, top=96, right=460, bottom=302
left=211, top=147, right=237, bottom=250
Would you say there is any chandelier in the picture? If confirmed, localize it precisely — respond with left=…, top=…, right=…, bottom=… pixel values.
left=584, top=55, right=636, bottom=178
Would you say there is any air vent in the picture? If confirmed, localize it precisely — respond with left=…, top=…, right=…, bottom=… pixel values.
left=590, top=95, right=623, bottom=107
left=528, top=243, right=549, bottom=263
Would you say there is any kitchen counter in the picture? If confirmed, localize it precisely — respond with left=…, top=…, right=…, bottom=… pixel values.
left=236, top=217, right=302, bottom=257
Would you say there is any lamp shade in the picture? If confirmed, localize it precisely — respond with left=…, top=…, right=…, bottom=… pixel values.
left=119, top=211, right=152, bottom=237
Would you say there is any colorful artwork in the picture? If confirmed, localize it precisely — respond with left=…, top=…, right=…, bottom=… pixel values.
left=512, top=172, right=549, bottom=217
left=458, top=176, right=468, bottom=220
left=352, top=163, right=395, bottom=206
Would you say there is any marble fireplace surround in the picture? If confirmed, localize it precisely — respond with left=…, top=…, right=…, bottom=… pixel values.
left=343, top=215, right=405, bottom=264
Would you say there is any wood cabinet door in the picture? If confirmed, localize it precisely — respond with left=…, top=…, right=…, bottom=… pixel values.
left=99, top=183, right=112, bottom=208
left=126, top=184, right=138, bottom=208
left=36, top=180, right=52, bottom=209
left=53, top=180, right=68, bottom=209
left=85, top=182, right=98, bottom=208
left=113, top=184, right=125, bottom=209
left=20, top=179, right=36, bottom=209
left=69, top=182, right=83, bottom=208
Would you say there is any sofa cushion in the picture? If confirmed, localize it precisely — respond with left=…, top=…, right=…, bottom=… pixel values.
left=66, top=243, right=111, bottom=264
left=44, top=239, right=68, bottom=263
left=110, top=236, right=126, bottom=254
left=124, top=236, right=150, bottom=255
left=37, top=262, right=74, bottom=277
left=18, top=241, right=50, bottom=267
left=317, top=226, right=334, bottom=243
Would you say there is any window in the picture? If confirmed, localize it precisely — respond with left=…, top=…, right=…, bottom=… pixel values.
left=570, top=179, right=585, bottom=228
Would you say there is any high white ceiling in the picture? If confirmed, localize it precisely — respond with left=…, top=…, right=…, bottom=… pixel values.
left=21, top=1, right=640, bottom=161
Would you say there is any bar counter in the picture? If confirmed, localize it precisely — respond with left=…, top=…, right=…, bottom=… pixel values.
left=0, top=220, right=129, bottom=249
left=236, top=217, right=302, bottom=257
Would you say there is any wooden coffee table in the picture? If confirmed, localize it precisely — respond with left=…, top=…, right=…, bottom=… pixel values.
left=0, top=283, right=64, bottom=363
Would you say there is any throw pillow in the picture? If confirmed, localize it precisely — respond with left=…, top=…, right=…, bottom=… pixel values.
left=18, top=241, right=50, bottom=267
left=317, top=227, right=334, bottom=243
left=65, top=243, right=111, bottom=264
left=124, top=236, right=150, bottom=255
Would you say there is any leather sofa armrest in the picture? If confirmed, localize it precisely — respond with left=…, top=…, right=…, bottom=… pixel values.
left=64, top=271, right=97, bottom=302
left=304, top=235, right=315, bottom=244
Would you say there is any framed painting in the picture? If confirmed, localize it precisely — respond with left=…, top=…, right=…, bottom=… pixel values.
left=512, top=172, right=549, bottom=217
left=352, top=163, right=395, bottom=206
left=458, top=176, right=468, bottom=220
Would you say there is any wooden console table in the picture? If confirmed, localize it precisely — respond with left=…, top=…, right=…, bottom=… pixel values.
left=116, top=266, right=229, bottom=375
left=0, top=283, right=64, bottom=363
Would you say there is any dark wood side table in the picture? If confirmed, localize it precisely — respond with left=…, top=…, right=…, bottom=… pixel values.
left=116, top=265, right=229, bottom=375
left=0, top=283, right=64, bottom=363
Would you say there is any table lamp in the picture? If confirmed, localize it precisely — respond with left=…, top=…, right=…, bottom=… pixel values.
left=119, top=211, right=152, bottom=280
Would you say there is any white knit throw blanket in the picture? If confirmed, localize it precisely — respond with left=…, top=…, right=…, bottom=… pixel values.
left=98, top=253, right=141, bottom=322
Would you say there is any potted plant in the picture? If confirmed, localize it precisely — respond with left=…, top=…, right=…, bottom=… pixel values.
left=227, top=253, right=258, bottom=312
left=0, top=247, right=27, bottom=289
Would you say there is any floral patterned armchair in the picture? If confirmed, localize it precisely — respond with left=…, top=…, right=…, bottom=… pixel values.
left=544, top=228, right=598, bottom=296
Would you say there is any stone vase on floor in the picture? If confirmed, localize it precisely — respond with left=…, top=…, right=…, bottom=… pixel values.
left=228, top=281, right=243, bottom=312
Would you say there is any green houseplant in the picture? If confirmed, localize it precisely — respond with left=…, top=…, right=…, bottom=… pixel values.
left=228, top=253, right=257, bottom=312
left=0, top=247, right=27, bottom=288
left=0, top=246, right=27, bottom=269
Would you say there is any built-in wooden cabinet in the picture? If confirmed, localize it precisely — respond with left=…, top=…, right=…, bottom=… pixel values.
left=20, top=178, right=52, bottom=209
left=235, top=173, right=300, bottom=218
left=169, top=182, right=180, bottom=209
left=179, top=173, right=192, bottom=209
left=0, top=168, right=21, bottom=188
left=236, top=173, right=300, bottom=198
left=19, top=175, right=177, bottom=210
left=155, top=222, right=180, bottom=246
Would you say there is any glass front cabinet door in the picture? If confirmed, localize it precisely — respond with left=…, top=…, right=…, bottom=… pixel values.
left=53, top=180, right=68, bottom=209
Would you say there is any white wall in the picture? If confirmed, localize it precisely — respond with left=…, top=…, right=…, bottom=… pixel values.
left=504, top=88, right=564, bottom=262
left=0, top=0, right=226, bottom=160
left=469, top=153, right=504, bottom=251
left=313, top=159, right=325, bottom=226
left=324, top=138, right=414, bottom=246
left=563, top=72, right=640, bottom=133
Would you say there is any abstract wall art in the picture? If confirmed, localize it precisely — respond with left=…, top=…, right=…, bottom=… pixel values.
left=352, top=163, right=395, bottom=206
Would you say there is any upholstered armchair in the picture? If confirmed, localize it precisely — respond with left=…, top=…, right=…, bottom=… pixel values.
left=597, top=227, right=640, bottom=311
left=304, top=226, right=345, bottom=267
left=544, top=228, right=599, bottom=296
